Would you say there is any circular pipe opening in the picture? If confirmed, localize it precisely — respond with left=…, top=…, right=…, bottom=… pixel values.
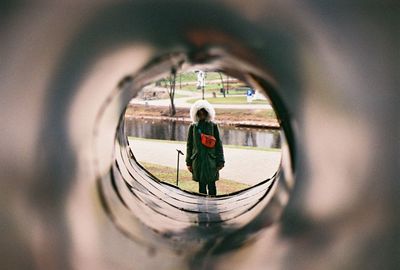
left=125, top=71, right=282, bottom=196
left=95, top=49, right=295, bottom=254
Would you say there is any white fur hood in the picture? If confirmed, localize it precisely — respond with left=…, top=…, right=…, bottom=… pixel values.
left=190, top=100, right=216, bottom=123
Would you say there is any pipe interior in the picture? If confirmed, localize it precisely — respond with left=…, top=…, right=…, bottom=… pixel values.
left=96, top=52, right=295, bottom=252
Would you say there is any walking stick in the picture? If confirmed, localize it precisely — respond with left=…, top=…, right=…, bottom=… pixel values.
left=176, top=149, right=184, bottom=186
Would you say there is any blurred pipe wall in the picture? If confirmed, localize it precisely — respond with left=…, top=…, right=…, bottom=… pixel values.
left=0, top=1, right=398, bottom=269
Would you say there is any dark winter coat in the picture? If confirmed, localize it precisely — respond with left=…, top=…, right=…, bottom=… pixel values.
left=186, top=120, right=225, bottom=183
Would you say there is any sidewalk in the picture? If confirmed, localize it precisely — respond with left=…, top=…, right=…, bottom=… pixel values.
left=128, top=138, right=281, bottom=186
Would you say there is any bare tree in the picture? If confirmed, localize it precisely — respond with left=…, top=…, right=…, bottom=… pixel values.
left=218, top=71, right=226, bottom=97
left=167, top=69, right=177, bottom=116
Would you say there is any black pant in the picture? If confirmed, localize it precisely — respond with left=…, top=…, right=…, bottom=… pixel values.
left=199, top=182, right=216, bottom=196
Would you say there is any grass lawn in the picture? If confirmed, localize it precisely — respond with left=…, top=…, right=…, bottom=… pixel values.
left=178, top=72, right=229, bottom=83
left=203, top=72, right=226, bottom=81
left=175, top=94, right=189, bottom=99
left=187, top=96, right=269, bottom=105
left=164, top=72, right=250, bottom=95
left=140, top=161, right=250, bottom=195
left=182, top=83, right=224, bottom=91
left=182, top=83, right=243, bottom=92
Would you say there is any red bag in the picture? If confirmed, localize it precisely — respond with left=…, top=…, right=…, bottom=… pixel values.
left=196, top=124, right=216, bottom=148
left=200, top=133, right=216, bottom=148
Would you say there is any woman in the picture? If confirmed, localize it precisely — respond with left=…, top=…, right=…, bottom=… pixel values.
left=186, top=100, right=225, bottom=195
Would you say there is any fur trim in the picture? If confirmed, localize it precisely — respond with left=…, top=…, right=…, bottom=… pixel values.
left=190, top=100, right=216, bottom=123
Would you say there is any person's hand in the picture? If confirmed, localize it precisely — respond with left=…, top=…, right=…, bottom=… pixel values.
left=217, top=165, right=224, bottom=170
left=187, top=166, right=193, bottom=173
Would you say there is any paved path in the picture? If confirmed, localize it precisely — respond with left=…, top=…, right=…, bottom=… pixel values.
left=130, top=88, right=272, bottom=110
left=128, top=138, right=281, bottom=186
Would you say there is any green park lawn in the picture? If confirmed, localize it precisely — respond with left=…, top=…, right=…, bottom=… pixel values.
left=140, top=161, right=250, bottom=195
left=179, top=71, right=225, bottom=82
left=180, top=83, right=243, bottom=92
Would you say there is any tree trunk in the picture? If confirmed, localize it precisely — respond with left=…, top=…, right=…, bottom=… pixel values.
left=168, top=72, right=177, bottom=116
left=218, top=72, right=226, bottom=97
left=226, top=74, right=229, bottom=94
left=169, top=95, right=176, bottom=116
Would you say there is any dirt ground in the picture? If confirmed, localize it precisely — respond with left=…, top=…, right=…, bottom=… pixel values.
left=125, top=104, right=279, bottom=128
